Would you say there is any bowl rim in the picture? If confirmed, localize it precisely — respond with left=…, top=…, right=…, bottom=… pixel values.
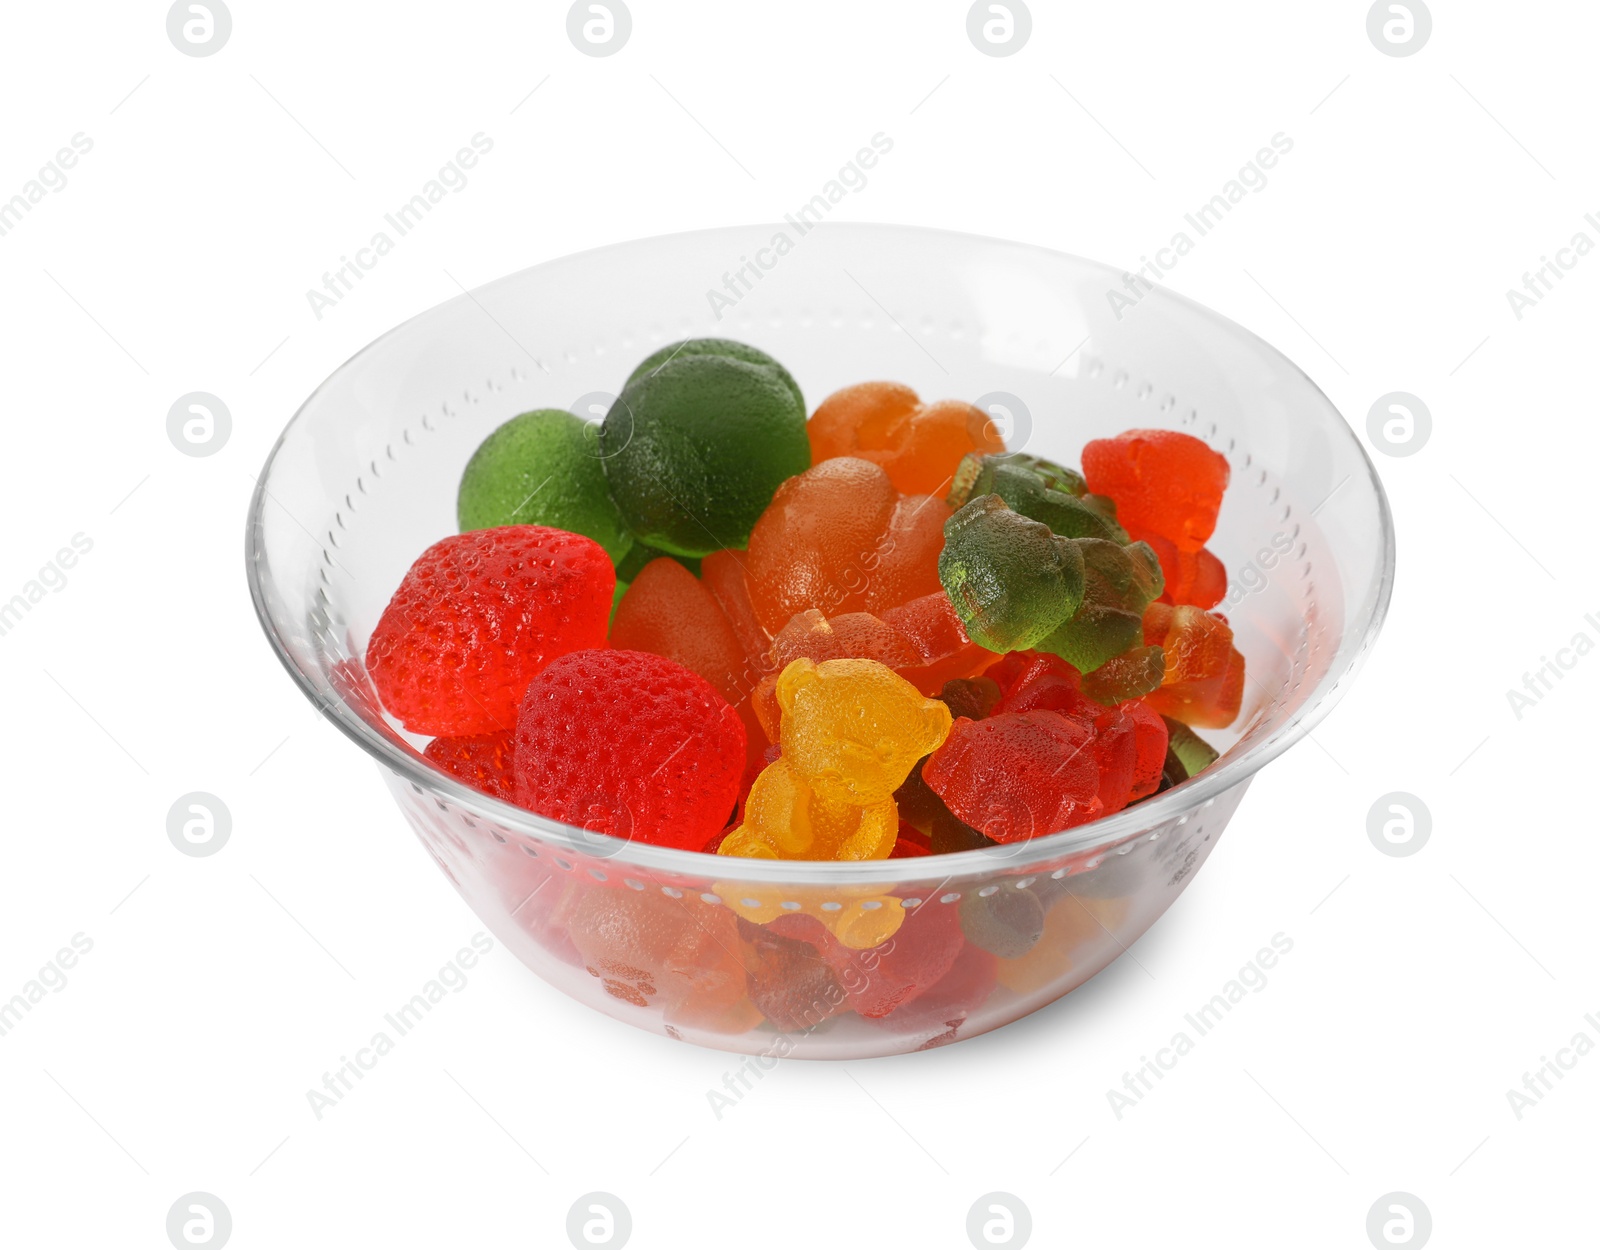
left=245, top=220, right=1397, bottom=884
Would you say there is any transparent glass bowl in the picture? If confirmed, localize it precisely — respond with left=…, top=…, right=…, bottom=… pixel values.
left=246, top=224, right=1394, bottom=1058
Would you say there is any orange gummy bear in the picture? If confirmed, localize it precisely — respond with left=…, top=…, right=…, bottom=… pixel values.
left=744, top=457, right=949, bottom=634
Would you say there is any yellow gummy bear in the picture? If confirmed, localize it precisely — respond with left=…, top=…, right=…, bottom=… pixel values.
left=719, top=657, right=953, bottom=863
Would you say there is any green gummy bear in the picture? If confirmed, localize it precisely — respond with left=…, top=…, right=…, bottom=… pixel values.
left=457, top=408, right=633, bottom=562
left=601, top=344, right=810, bottom=557
left=950, top=452, right=1128, bottom=544
left=1161, top=716, right=1220, bottom=787
left=1038, top=538, right=1164, bottom=673
left=938, top=494, right=1085, bottom=653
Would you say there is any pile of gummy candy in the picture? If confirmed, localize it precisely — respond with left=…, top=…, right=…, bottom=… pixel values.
left=369, top=338, right=1243, bottom=870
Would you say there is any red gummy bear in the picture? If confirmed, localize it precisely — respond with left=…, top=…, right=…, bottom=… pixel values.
left=923, top=711, right=1104, bottom=843
left=513, top=649, right=746, bottom=850
left=368, top=525, right=613, bottom=736
left=423, top=730, right=516, bottom=800
left=1082, top=429, right=1230, bottom=553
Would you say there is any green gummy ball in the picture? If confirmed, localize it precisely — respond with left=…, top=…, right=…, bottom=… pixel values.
left=601, top=349, right=810, bottom=557
left=457, top=409, right=633, bottom=562
left=627, top=338, right=804, bottom=413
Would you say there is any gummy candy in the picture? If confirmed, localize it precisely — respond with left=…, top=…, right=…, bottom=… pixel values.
left=754, top=593, right=990, bottom=736
left=737, top=917, right=849, bottom=1032
left=949, top=451, right=1127, bottom=544
left=1135, top=527, right=1227, bottom=610
left=862, top=943, right=998, bottom=1049
left=556, top=884, right=756, bottom=1031
left=773, top=899, right=967, bottom=1019
left=369, top=525, right=613, bottom=736
left=745, top=457, right=948, bottom=633
left=611, top=558, right=745, bottom=704
left=1037, top=537, right=1164, bottom=674
left=611, top=556, right=768, bottom=767
left=959, top=886, right=1047, bottom=958
left=807, top=381, right=1004, bottom=496
left=423, top=730, right=515, bottom=800
left=457, top=409, right=634, bottom=562
left=1141, top=603, right=1245, bottom=728
left=994, top=893, right=1128, bottom=995
left=922, top=711, right=1103, bottom=843
left=699, top=548, right=773, bottom=673
left=628, top=337, right=805, bottom=408
left=1162, top=715, right=1220, bottom=788
left=600, top=344, right=810, bottom=556
left=513, top=649, right=745, bottom=851
left=1081, top=429, right=1229, bottom=552
left=938, top=494, right=1086, bottom=653
left=721, top=658, right=952, bottom=861
left=1079, top=644, right=1165, bottom=705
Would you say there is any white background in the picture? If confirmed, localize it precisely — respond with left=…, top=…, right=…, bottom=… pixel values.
left=1, top=1, right=1594, bottom=1246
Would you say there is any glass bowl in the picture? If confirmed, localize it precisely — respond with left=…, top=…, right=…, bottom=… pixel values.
left=246, top=223, right=1394, bottom=1058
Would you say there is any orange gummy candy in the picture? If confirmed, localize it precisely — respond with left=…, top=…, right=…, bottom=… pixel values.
left=1082, top=429, right=1229, bottom=553
left=808, top=381, right=1005, bottom=496
left=744, top=457, right=948, bottom=634
left=1141, top=602, right=1245, bottom=728
left=1133, top=527, right=1227, bottom=609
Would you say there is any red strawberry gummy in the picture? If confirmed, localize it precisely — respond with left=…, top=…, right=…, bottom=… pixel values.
left=368, top=525, right=613, bottom=736
left=1082, top=429, right=1230, bottom=552
left=423, top=730, right=516, bottom=800
left=513, top=649, right=745, bottom=851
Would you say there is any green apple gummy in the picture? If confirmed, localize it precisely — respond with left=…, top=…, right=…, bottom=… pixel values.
left=457, top=408, right=633, bottom=562
left=601, top=342, right=809, bottom=557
